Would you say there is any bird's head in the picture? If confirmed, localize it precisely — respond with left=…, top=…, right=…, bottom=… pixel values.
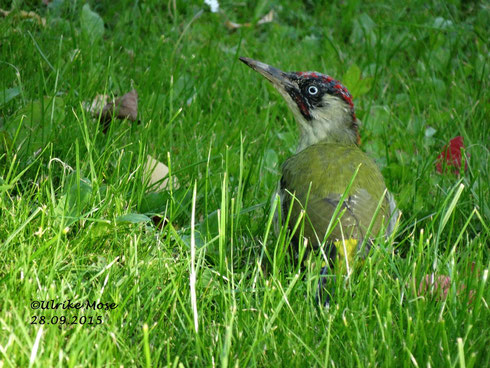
left=240, top=57, right=359, bottom=151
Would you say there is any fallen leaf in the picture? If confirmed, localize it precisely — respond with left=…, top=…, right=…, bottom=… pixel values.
left=20, top=11, right=46, bottom=26
left=225, top=20, right=248, bottom=30
left=103, top=89, right=138, bottom=120
left=84, top=94, right=109, bottom=116
left=0, top=87, right=21, bottom=106
left=115, top=213, right=152, bottom=224
left=418, top=272, right=475, bottom=303
left=0, top=9, right=46, bottom=27
left=80, top=3, right=104, bottom=43
left=54, top=175, right=92, bottom=229
left=6, top=97, right=65, bottom=157
left=143, top=155, right=179, bottom=192
left=436, top=136, right=469, bottom=175
left=418, top=273, right=451, bottom=300
left=224, top=9, right=274, bottom=30
left=342, top=64, right=373, bottom=98
left=257, top=10, right=275, bottom=25
left=98, top=90, right=138, bottom=133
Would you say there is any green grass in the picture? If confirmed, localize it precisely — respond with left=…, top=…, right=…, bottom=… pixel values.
left=0, top=0, right=488, bottom=366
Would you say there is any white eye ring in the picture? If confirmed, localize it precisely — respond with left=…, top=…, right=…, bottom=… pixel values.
left=308, top=85, right=319, bottom=95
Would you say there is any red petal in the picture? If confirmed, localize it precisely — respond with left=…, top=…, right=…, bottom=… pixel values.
left=436, top=136, right=468, bottom=174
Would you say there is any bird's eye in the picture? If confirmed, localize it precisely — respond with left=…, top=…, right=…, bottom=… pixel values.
left=308, top=85, right=319, bottom=95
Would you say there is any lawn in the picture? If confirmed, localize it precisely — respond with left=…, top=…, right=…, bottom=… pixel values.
left=0, top=0, right=488, bottom=366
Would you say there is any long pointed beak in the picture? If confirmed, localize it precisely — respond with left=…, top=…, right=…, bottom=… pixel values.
left=240, top=57, right=312, bottom=121
left=239, top=57, right=293, bottom=89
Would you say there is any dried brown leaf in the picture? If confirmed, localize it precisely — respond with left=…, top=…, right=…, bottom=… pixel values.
left=102, top=89, right=138, bottom=121
left=98, top=89, right=138, bottom=133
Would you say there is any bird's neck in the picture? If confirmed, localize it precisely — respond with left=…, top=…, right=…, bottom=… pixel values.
left=295, top=114, right=359, bottom=152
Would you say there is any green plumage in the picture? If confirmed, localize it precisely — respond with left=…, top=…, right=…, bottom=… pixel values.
left=239, top=57, right=398, bottom=304
left=280, top=142, right=391, bottom=257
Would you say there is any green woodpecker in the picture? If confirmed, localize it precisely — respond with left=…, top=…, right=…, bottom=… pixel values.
left=240, top=57, right=398, bottom=293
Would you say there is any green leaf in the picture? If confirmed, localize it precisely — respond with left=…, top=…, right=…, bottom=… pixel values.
left=65, top=178, right=92, bottom=214
left=342, top=64, right=373, bottom=98
left=7, top=97, right=65, bottom=157
left=180, top=232, right=206, bottom=250
left=433, top=17, right=453, bottom=30
left=264, top=148, right=279, bottom=172
left=343, top=64, right=361, bottom=90
left=197, top=268, right=215, bottom=289
left=139, top=192, right=169, bottom=214
left=89, top=222, right=112, bottom=240
left=0, top=87, right=21, bottom=106
left=277, top=131, right=296, bottom=154
left=80, top=4, right=104, bottom=43
left=115, top=213, right=152, bottom=224
left=54, top=176, right=93, bottom=228
left=356, top=78, right=373, bottom=96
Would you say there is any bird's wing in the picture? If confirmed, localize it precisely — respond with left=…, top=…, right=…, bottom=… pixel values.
left=280, top=143, right=392, bottom=254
